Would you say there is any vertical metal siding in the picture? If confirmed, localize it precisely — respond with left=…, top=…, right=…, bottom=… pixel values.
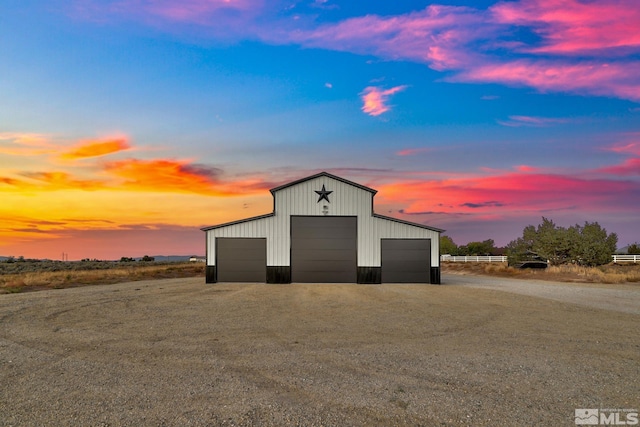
left=273, top=176, right=373, bottom=266
left=206, top=217, right=271, bottom=265
left=206, top=175, right=440, bottom=269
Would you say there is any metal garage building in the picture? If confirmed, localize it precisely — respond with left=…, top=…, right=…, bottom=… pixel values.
left=202, top=172, right=443, bottom=284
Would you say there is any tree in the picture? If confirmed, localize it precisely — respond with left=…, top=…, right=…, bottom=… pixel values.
left=570, top=222, right=617, bottom=266
left=459, top=239, right=496, bottom=256
left=140, top=255, right=155, bottom=262
left=440, top=235, right=458, bottom=255
left=628, top=243, right=640, bottom=255
left=508, top=217, right=617, bottom=266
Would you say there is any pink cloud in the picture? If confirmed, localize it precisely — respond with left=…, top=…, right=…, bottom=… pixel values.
left=286, top=5, right=485, bottom=71
left=396, top=147, right=433, bottom=156
left=360, top=85, right=407, bottom=116
left=606, top=141, right=640, bottom=156
left=491, top=0, right=640, bottom=55
left=454, top=59, right=640, bottom=101
left=72, top=1, right=640, bottom=102
left=74, top=0, right=265, bottom=38
left=498, top=115, right=571, bottom=127
left=596, top=158, right=640, bottom=176
left=514, top=165, right=539, bottom=172
left=378, top=171, right=640, bottom=219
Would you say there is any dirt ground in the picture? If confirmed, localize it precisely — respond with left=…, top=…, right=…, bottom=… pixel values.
left=1, top=276, right=638, bottom=426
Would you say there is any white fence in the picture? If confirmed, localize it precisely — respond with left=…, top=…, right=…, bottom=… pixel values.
left=612, top=255, right=640, bottom=263
left=441, top=255, right=508, bottom=263
left=441, top=254, right=638, bottom=263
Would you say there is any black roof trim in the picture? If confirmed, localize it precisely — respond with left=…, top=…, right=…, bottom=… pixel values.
left=200, top=213, right=275, bottom=231
left=270, top=171, right=377, bottom=195
left=373, top=213, right=445, bottom=233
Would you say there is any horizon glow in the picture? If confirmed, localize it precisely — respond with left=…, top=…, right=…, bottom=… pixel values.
left=1, top=0, right=639, bottom=260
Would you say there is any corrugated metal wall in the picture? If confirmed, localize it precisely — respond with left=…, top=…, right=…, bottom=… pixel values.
left=206, top=175, right=440, bottom=268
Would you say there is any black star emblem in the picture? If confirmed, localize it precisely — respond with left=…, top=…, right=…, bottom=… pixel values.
left=315, top=184, right=332, bottom=203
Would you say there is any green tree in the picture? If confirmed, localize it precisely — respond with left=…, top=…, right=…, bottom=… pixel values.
left=508, top=217, right=617, bottom=266
left=570, top=222, right=617, bottom=266
left=530, top=217, right=577, bottom=265
left=440, top=235, right=458, bottom=255
left=628, top=243, right=640, bottom=254
left=140, top=255, right=155, bottom=262
left=462, top=239, right=496, bottom=256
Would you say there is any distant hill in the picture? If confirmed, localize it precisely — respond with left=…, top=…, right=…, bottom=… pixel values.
left=136, top=255, right=204, bottom=262
left=0, top=255, right=204, bottom=262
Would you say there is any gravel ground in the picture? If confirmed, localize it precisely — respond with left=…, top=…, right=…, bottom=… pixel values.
left=442, top=273, right=640, bottom=314
left=1, top=277, right=638, bottom=426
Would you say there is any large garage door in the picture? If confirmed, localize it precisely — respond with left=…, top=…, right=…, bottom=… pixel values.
left=291, top=216, right=357, bottom=283
left=216, top=238, right=266, bottom=282
left=381, top=239, right=431, bottom=283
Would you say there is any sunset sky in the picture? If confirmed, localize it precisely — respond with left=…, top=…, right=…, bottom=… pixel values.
left=2, top=0, right=640, bottom=260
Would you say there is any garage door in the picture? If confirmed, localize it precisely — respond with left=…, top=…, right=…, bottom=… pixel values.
left=291, top=216, right=357, bottom=283
left=381, top=239, right=431, bottom=283
left=216, top=238, right=266, bottom=282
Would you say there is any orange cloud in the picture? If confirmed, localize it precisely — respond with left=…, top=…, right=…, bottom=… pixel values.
left=0, top=132, right=55, bottom=156
left=60, top=137, right=130, bottom=160
left=1, top=172, right=105, bottom=192
left=104, top=158, right=269, bottom=195
left=361, top=85, right=407, bottom=116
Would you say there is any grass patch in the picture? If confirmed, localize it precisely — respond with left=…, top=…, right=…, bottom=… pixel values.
left=442, top=262, right=640, bottom=284
left=0, top=262, right=205, bottom=294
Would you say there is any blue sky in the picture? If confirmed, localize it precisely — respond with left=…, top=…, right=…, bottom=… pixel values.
left=1, top=0, right=639, bottom=259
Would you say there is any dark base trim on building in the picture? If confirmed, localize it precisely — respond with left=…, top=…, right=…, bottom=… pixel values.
left=208, top=264, right=440, bottom=284
left=206, top=265, right=217, bottom=283
left=430, top=267, right=441, bottom=284
left=267, top=266, right=291, bottom=284
left=357, top=267, right=382, bottom=284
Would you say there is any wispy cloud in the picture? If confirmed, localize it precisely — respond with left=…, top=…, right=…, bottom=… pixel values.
left=595, top=158, right=640, bottom=176
left=14, top=171, right=105, bottom=191
left=360, top=85, right=407, bottom=116
left=606, top=141, right=640, bottom=156
left=377, top=168, right=640, bottom=220
left=60, top=137, right=130, bottom=160
left=396, top=147, right=432, bottom=156
left=455, top=59, right=640, bottom=101
left=497, top=115, right=571, bottom=127
left=72, top=1, right=640, bottom=102
left=491, top=0, right=640, bottom=55
left=103, top=158, right=268, bottom=195
left=0, top=132, right=56, bottom=156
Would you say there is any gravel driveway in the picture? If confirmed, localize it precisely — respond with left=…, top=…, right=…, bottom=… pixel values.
left=443, top=273, right=640, bottom=314
left=1, top=277, right=638, bottom=426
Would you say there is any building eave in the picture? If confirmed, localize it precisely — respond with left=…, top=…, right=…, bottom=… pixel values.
left=201, top=213, right=275, bottom=232
left=270, top=171, right=377, bottom=195
left=372, top=213, right=445, bottom=233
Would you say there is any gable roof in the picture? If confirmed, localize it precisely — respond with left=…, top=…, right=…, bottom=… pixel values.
left=270, top=171, right=377, bottom=195
left=202, top=171, right=444, bottom=233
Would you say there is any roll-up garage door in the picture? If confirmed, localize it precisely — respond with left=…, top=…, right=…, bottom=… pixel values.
left=216, top=238, right=266, bottom=282
left=381, top=239, right=431, bottom=283
left=291, top=216, right=357, bottom=283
